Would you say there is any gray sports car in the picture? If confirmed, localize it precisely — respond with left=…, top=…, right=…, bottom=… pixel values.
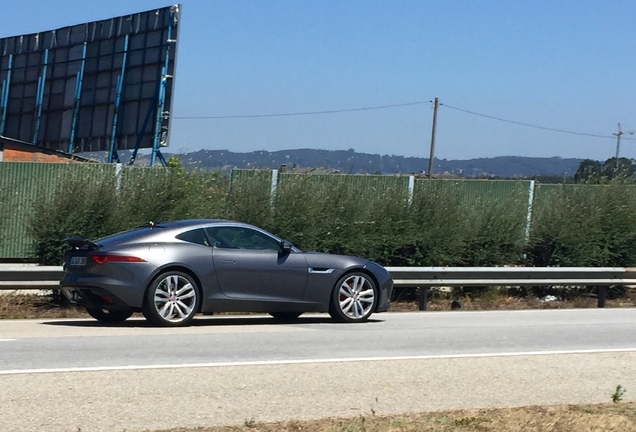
left=60, top=219, right=393, bottom=326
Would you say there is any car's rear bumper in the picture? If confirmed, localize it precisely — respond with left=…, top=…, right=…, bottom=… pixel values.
left=60, top=286, right=134, bottom=311
left=60, top=273, right=145, bottom=309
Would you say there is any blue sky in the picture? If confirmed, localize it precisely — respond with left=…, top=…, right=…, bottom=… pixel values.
left=2, top=1, right=636, bottom=161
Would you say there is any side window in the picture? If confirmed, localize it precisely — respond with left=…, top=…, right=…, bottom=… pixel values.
left=206, top=227, right=280, bottom=251
left=176, top=228, right=210, bottom=247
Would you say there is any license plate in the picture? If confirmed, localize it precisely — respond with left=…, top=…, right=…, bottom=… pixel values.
left=69, top=256, right=87, bottom=267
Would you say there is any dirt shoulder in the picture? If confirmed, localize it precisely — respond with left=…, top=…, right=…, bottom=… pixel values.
left=1, top=289, right=635, bottom=320
left=151, top=402, right=636, bottom=432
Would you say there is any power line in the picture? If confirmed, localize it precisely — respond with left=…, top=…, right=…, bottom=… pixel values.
left=172, top=99, right=635, bottom=142
left=172, top=101, right=432, bottom=119
left=440, top=103, right=636, bottom=141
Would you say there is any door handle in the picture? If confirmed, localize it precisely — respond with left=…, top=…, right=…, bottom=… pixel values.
left=221, top=260, right=235, bottom=265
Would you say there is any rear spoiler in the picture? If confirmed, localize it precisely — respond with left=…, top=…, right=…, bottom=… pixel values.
left=63, top=237, right=100, bottom=251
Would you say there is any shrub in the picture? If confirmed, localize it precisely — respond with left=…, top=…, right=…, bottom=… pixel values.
left=526, top=184, right=636, bottom=267
left=225, top=169, right=272, bottom=228
left=30, top=169, right=119, bottom=265
left=28, top=163, right=228, bottom=265
left=117, top=166, right=228, bottom=227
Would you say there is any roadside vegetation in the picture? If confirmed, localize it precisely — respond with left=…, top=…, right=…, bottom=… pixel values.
left=2, top=286, right=634, bottom=320
left=148, top=402, right=636, bottom=431
left=6, top=156, right=631, bottom=311
left=25, top=157, right=636, bottom=270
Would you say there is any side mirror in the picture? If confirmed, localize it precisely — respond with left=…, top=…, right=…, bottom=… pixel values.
left=280, top=240, right=293, bottom=253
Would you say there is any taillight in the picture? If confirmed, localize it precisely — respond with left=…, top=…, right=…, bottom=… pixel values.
left=91, top=255, right=146, bottom=265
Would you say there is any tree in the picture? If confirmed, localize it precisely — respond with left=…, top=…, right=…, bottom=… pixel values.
left=602, top=157, right=634, bottom=181
left=574, top=158, right=635, bottom=183
left=166, top=154, right=185, bottom=175
left=574, top=159, right=602, bottom=183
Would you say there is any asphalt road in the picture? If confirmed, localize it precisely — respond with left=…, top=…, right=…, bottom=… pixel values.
left=1, top=309, right=635, bottom=431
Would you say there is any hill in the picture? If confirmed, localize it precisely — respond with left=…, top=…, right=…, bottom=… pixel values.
left=176, top=149, right=582, bottom=178
left=81, top=148, right=583, bottom=178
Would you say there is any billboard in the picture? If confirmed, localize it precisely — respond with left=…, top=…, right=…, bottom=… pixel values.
left=0, top=5, right=180, bottom=162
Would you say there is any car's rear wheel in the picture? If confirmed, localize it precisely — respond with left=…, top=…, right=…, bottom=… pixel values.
left=143, top=271, right=200, bottom=327
left=85, top=307, right=133, bottom=324
left=268, top=312, right=302, bottom=321
left=329, top=272, right=377, bottom=323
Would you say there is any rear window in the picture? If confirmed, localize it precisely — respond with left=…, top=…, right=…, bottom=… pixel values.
left=176, top=229, right=210, bottom=247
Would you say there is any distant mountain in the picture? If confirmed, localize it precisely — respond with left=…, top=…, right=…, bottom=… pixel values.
left=79, top=148, right=583, bottom=178
left=176, top=149, right=582, bottom=178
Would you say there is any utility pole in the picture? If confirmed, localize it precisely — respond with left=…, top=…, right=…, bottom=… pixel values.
left=614, top=123, right=623, bottom=170
left=428, top=97, right=439, bottom=179
left=614, top=123, right=635, bottom=171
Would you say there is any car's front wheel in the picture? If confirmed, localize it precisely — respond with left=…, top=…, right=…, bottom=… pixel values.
left=329, top=272, right=377, bottom=323
left=143, top=271, right=200, bottom=327
left=85, top=307, right=133, bottom=324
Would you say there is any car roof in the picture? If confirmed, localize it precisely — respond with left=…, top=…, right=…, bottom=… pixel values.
left=95, top=219, right=263, bottom=246
left=154, top=219, right=230, bottom=228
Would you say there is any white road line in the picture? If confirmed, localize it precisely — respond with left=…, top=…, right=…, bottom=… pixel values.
left=0, top=339, right=16, bottom=342
left=1, top=347, right=636, bottom=376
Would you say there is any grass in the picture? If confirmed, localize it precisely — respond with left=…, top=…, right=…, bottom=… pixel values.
left=148, top=402, right=636, bottom=431
left=393, top=293, right=636, bottom=312
left=0, top=292, right=87, bottom=319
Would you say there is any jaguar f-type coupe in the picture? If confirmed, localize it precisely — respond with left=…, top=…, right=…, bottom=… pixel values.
left=60, top=220, right=393, bottom=326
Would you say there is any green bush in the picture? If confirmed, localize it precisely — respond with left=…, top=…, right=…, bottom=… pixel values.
left=117, top=166, right=227, bottom=227
left=28, top=162, right=228, bottom=264
left=30, top=169, right=119, bottom=265
left=23, top=166, right=636, bottom=271
left=460, top=195, right=528, bottom=266
left=225, top=169, right=272, bottom=227
left=526, top=184, right=636, bottom=267
left=0, top=185, right=9, bottom=250
left=268, top=175, right=529, bottom=267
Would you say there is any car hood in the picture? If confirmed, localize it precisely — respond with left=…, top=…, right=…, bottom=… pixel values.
left=301, top=251, right=370, bottom=269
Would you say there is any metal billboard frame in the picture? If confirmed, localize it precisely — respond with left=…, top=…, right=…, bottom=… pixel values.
left=0, top=5, right=181, bottom=165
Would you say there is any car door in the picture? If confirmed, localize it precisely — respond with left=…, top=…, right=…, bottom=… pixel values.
left=206, top=226, right=308, bottom=302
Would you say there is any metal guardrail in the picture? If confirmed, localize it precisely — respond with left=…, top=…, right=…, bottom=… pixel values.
left=385, top=267, right=636, bottom=286
left=0, top=265, right=64, bottom=290
left=385, top=266, right=636, bottom=309
left=2, top=265, right=634, bottom=308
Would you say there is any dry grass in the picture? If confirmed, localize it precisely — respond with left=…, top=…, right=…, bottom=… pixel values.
left=0, top=292, right=88, bottom=319
left=151, top=402, right=636, bottom=432
left=390, top=287, right=636, bottom=312
left=1, top=288, right=635, bottom=319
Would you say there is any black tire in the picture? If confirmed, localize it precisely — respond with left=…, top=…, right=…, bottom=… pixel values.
left=268, top=312, right=302, bottom=321
left=329, top=272, right=378, bottom=323
left=85, top=307, right=133, bottom=324
left=142, top=271, right=200, bottom=327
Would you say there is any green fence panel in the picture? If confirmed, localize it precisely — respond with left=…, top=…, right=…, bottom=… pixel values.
left=0, top=162, right=116, bottom=259
left=277, top=173, right=410, bottom=208
left=414, top=178, right=532, bottom=211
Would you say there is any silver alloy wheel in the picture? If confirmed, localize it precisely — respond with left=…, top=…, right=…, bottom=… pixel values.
left=153, top=274, right=197, bottom=323
left=338, top=274, right=375, bottom=319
